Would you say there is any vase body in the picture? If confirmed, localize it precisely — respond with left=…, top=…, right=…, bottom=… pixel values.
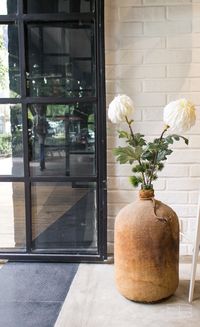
left=114, top=191, right=179, bottom=303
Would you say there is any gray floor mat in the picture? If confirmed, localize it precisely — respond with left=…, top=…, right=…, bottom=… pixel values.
left=0, top=262, right=78, bottom=327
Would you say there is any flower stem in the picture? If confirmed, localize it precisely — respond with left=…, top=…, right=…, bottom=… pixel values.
left=125, top=115, right=147, bottom=186
left=138, top=158, right=147, bottom=186
left=148, top=126, right=169, bottom=186
left=125, top=116, right=135, bottom=140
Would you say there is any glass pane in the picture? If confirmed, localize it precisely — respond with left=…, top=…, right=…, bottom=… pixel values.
left=31, top=182, right=97, bottom=252
left=27, top=0, right=94, bottom=13
left=28, top=103, right=95, bottom=176
left=26, top=22, right=95, bottom=97
left=0, top=0, right=17, bottom=14
left=0, top=104, right=23, bottom=176
left=0, top=182, right=26, bottom=251
left=0, top=24, right=20, bottom=98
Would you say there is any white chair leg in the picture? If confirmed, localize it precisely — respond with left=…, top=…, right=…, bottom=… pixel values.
left=189, top=241, right=200, bottom=302
left=189, top=204, right=200, bottom=303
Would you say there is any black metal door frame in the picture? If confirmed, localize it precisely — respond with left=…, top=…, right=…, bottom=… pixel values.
left=0, top=0, right=107, bottom=262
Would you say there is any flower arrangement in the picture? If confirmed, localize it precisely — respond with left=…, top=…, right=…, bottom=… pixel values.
left=108, top=95, right=196, bottom=190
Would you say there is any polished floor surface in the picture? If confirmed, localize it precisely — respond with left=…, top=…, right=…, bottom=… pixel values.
left=55, top=263, right=200, bottom=327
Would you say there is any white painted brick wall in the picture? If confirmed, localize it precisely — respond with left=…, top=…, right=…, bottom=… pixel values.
left=119, top=6, right=165, bottom=22
left=105, top=0, right=200, bottom=255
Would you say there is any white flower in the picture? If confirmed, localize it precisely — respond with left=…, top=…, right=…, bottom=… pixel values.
left=163, top=98, right=196, bottom=133
left=108, top=94, right=134, bottom=124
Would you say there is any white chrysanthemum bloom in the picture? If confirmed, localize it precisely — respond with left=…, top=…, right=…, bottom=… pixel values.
left=163, top=98, right=196, bottom=133
left=108, top=94, right=134, bottom=124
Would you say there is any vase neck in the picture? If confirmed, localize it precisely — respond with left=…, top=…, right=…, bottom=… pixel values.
left=139, top=189, right=154, bottom=200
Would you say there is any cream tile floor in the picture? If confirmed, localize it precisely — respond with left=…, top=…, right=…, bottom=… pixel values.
left=55, top=263, right=200, bottom=327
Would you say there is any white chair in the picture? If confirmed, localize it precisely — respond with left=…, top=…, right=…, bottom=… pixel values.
left=188, top=194, right=200, bottom=303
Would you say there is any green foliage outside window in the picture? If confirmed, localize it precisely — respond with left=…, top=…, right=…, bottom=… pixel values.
left=0, top=134, right=12, bottom=156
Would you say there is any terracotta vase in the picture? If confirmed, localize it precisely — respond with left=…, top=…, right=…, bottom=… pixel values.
left=114, top=189, right=179, bottom=303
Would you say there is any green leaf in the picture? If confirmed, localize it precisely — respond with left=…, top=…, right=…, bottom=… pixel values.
left=117, top=130, right=129, bottom=139
left=165, top=136, right=174, bottom=144
left=169, top=134, right=189, bottom=145
left=113, top=146, right=139, bottom=164
left=152, top=174, right=158, bottom=181
left=157, top=162, right=164, bottom=171
left=180, top=136, right=189, bottom=145
left=134, top=133, right=146, bottom=146
left=134, top=146, right=143, bottom=159
left=132, top=164, right=145, bottom=173
left=173, top=135, right=180, bottom=141
left=129, top=175, right=143, bottom=188
left=129, top=176, right=139, bottom=187
left=157, top=151, right=167, bottom=162
left=127, top=133, right=146, bottom=147
left=166, top=149, right=173, bottom=155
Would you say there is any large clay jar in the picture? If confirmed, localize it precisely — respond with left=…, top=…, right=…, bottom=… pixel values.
left=114, top=189, right=179, bottom=303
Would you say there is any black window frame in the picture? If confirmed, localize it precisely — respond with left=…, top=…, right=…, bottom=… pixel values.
left=0, top=0, right=107, bottom=262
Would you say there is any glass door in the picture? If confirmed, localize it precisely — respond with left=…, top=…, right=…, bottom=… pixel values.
left=0, top=0, right=106, bottom=261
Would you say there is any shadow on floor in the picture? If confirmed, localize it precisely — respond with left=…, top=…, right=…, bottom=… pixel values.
left=33, top=190, right=96, bottom=251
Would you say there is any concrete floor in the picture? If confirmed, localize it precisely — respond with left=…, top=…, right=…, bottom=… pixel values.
left=55, top=263, right=200, bottom=327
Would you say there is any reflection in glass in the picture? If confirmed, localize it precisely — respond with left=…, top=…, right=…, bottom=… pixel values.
left=0, top=25, right=20, bottom=98
left=27, top=0, right=94, bottom=13
left=31, top=182, right=97, bottom=252
left=0, top=0, right=17, bottom=14
left=28, top=104, right=95, bottom=176
left=0, top=182, right=26, bottom=250
left=27, top=22, right=95, bottom=97
left=0, top=104, right=23, bottom=176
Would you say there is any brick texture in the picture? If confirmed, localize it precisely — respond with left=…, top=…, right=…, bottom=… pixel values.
left=105, top=0, right=200, bottom=255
